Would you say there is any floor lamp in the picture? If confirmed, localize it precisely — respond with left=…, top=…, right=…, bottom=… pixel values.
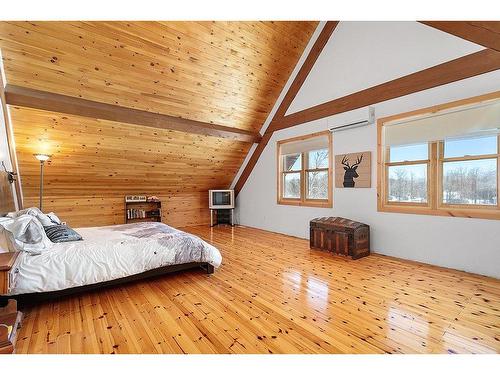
left=33, top=154, right=51, bottom=211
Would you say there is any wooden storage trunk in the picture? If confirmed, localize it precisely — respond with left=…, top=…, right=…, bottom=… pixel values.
left=310, top=217, right=370, bottom=259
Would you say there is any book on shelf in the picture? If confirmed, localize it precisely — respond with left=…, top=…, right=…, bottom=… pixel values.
left=126, top=209, right=161, bottom=220
left=125, top=197, right=161, bottom=222
left=127, top=208, right=146, bottom=219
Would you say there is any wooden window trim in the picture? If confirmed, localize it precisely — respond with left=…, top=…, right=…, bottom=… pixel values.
left=438, top=139, right=500, bottom=211
left=377, top=90, right=500, bottom=220
left=384, top=143, right=432, bottom=208
left=277, top=131, right=333, bottom=208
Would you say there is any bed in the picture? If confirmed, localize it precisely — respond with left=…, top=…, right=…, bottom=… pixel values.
left=1, top=216, right=222, bottom=305
left=12, top=221, right=221, bottom=291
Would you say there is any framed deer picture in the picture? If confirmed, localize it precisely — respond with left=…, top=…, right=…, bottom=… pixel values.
left=335, top=151, right=371, bottom=188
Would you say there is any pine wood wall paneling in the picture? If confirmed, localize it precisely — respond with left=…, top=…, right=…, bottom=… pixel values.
left=0, top=21, right=318, bottom=132
left=11, top=106, right=250, bottom=227
left=0, top=21, right=319, bottom=226
left=22, top=193, right=210, bottom=228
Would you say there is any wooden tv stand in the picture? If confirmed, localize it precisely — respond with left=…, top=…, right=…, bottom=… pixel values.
left=210, top=208, right=234, bottom=227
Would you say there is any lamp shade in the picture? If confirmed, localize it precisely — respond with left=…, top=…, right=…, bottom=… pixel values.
left=33, top=154, right=51, bottom=162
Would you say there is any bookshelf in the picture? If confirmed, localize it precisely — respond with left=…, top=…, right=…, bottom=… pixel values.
left=125, top=199, right=162, bottom=224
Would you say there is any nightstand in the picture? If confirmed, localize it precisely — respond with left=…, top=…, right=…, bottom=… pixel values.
left=0, top=299, right=22, bottom=354
left=0, top=252, right=19, bottom=295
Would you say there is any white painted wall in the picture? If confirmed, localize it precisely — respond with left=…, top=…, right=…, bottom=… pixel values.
left=286, top=22, right=483, bottom=115
left=0, top=89, right=19, bottom=210
left=236, top=23, right=500, bottom=278
left=0, top=100, right=10, bottom=168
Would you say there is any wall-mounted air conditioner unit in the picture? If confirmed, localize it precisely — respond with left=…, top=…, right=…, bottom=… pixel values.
left=329, top=107, right=375, bottom=132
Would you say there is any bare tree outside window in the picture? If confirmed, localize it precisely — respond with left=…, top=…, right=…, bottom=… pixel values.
left=443, top=159, right=497, bottom=205
left=282, top=153, right=301, bottom=199
left=278, top=133, right=332, bottom=207
left=307, top=149, right=329, bottom=199
left=388, top=164, right=427, bottom=202
left=283, top=173, right=301, bottom=198
left=380, top=98, right=500, bottom=220
left=386, top=143, right=428, bottom=203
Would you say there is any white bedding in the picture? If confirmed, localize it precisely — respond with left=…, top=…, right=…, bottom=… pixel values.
left=8, top=222, right=222, bottom=295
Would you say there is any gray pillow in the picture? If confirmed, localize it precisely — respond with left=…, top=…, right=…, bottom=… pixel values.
left=44, top=225, right=83, bottom=243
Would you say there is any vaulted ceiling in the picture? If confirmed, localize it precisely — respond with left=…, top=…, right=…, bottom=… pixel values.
left=0, top=21, right=318, bottom=227
left=0, top=21, right=318, bottom=131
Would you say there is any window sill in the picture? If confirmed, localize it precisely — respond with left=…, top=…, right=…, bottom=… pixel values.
left=278, top=199, right=332, bottom=208
left=378, top=204, right=500, bottom=220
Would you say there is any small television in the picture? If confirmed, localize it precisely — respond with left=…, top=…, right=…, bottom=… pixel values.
left=209, top=189, right=234, bottom=209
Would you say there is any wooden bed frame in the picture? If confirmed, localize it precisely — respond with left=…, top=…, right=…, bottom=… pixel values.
left=1, top=261, right=214, bottom=307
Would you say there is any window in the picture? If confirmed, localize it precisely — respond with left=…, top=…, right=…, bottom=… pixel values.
left=386, top=143, right=429, bottom=204
left=378, top=92, right=500, bottom=220
left=277, top=131, right=332, bottom=207
left=283, top=153, right=301, bottom=198
left=441, top=136, right=497, bottom=206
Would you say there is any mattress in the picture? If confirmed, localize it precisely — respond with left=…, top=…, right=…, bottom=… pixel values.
left=8, top=222, right=222, bottom=295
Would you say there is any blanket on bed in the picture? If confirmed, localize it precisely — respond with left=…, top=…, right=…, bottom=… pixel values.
left=9, top=222, right=222, bottom=295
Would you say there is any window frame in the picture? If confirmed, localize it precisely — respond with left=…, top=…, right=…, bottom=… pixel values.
left=377, top=91, right=500, bottom=220
left=384, top=143, right=432, bottom=208
left=438, top=139, right=499, bottom=210
left=277, top=131, right=333, bottom=208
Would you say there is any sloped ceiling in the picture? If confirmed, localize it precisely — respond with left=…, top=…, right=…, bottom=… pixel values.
left=0, top=21, right=318, bottom=227
left=9, top=105, right=252, bottom=227
left=286, top=21, right=484, bottom=115
left=0, top=21, right=318, bottom=131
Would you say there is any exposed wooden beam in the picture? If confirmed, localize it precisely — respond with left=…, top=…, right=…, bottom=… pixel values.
left=233, top=132, right=273, bottom=195
left=4, top=85, right=261, bottom=144
left=272, top=49, right=500, bottom=131
left=234, top=44, right=500, bottom=196
left=234, top=22, right=338, bottom=195
left=420, top=21, right=500, bottom=52
left=273, top=21, right=339, bottom=119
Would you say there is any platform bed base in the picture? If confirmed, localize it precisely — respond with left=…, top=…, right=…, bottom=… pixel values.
left=1, top=262, right=214, bottom=308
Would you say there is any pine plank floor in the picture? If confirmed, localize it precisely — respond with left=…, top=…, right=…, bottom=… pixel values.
left=14, top=225, right=500, bottom=354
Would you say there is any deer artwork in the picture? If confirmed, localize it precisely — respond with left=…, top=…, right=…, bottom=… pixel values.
left=341, top=154, right=363, bottom=187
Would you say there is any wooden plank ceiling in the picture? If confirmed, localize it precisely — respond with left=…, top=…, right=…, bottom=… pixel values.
left=0, top=21, right=317, bottom=131
left=10, top=106, right=252, bottom=227
left=0, top=21, right=318, bottom=227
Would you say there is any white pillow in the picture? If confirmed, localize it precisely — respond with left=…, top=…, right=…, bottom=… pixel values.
left=7, top=207, right=53, bottom=227
left=46, top=212, right=62, bottom=225
left=0, top=214, right=53, bottom=254
left=0, top=218, right=17, bottom=253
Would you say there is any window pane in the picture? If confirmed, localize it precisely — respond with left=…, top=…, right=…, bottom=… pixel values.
left=388, top=164, right=427, bottom=203
left=444, top=135, right=497, bottom=158
left=389, top=143, right=428, bottom=162
left=283, top=153, right=301, bottom=171
left=283, top=173, right=301, bottom=198
left=307, top=149, right=329, bottom=169
left=307, top=170, right=328, bottom=199
left=443, top=159, right=497, bottom=205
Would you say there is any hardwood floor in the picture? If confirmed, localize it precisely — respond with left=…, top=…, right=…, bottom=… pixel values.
left=14, top=225, right=500, bottom=354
